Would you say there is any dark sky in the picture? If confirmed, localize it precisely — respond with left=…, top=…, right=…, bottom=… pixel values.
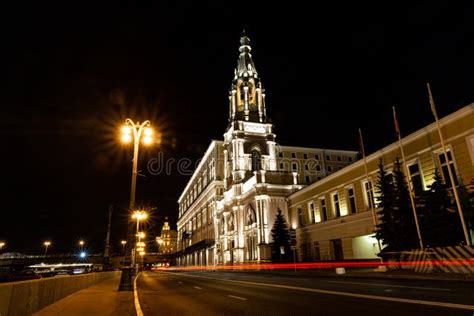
left=1, top=2, right=474, bottom=254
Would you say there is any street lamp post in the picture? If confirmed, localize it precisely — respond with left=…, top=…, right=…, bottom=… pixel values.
left=44, top=241, right=51, bottom=255
left=132, top=211, right=148, bottom=271
left=121, top=119, right=153, bottom=212
left=121, top=240, right=127, bottom=255
left=0, top=242, right=5, bottom=252
left=79, top=240, right=84, bottom=250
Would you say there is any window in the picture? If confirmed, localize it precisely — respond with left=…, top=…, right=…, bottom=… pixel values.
left=292, top=163, right=298, bottom=171
left=438, top=151, right=458, bottom=186
left=280, top=162, right=284, bottom=170
left=333, top=193, right=341, bottom=217
left=251, top=149, right=261, bottom=171
left=291, top=152, right=296, bottom=158
left=348, top=157, right=353, bottom=162
left=347, top=187, right=357, bottom=214
left=327, top=166, right=333, bottom=172
left=308, top=202, right=315, bottom=223
left=337, top=156, right=342, bottom=161
left=303, top=153, right=308, bottom=159
left=326, top=155, right=331, bottom=161
left=316, top=165, right=321, bottom=171
left=363, top=180, right=375, bottom=209
left=313, top=242, right=321, bottom=260
left=320, top=198, right=327, bottom=221
left=315, top=154, right=320, bottom=160
left=298, top=208, right=303, bottom=227
left=408, top=161, right=424, bottom=196
left=305, top=176, right=311, bottom=184
left=278, top=152, right=283, bottom=158
left=305, top=164, right=309, bottom=171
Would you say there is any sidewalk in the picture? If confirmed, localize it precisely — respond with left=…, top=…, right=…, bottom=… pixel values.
left=33, top=274, right=135, bottom=316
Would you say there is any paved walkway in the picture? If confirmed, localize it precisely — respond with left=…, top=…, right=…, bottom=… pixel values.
left=33, top=274, right=135, bottom=316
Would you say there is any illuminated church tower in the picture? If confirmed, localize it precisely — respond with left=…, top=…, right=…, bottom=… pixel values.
left=220, top=32, right=297, bottom=264
left=176, top=32, right=358, bottom=267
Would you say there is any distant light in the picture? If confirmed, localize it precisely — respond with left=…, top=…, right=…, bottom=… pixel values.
left=80, top=252, right=86, bottom=258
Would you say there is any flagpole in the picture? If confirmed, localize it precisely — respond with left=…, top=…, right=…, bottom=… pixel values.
left=359, top=128, right=383, bottom=257
left=427, top=84, right=471, bottom=246
left=392, top=106, right=424, bottom=250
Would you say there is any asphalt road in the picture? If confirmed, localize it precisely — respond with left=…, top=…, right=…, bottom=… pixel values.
left=137, top=270, right=474, bottom=316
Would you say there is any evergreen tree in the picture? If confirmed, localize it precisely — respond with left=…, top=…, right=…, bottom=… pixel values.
left=271, top=209, right=291, bottom=262
left=374, top=159, right=398, bottom=251
left=375, top=158, right=419, bottom=252
left=420, top=170, right=464, bottom=247
left=459, top=178, right=474, bottom=244
left=392, top=158, right=419, bottom=250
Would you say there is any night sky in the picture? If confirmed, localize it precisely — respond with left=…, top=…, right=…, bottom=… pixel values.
left=1, top=2, right=474, bottom=254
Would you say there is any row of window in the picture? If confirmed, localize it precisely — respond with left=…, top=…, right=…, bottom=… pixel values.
left=278, top=152, right=354, bottom=162
left=180, top=161, right=217, bottom=216
left=279, top=162, right=343, bottom=173
left=300, top=187, right=358, bottom=226
left=297, top=150, right=460, bottom=227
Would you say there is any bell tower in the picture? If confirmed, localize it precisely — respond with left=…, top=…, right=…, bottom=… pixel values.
left=228, top=31, right=267, bottom=123
left=224, top=32, right=277, bottom=191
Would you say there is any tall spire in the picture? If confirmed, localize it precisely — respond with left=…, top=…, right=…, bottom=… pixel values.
left=228, top=32, right=266, bottom=123
left=236, top=31, right=257, bottom=76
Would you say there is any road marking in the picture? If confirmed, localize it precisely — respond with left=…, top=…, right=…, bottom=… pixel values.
left=194, top=286, right=203, bottom=290
left=228, top=295, right=248, bottom=301
left=170, top=272, right=474, bottom=311
left=327, top=281, right=452, bottom=291
left=134, top=273, right=144, bottom=316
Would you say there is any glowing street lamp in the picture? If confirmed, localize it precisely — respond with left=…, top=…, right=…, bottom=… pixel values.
left=121, top=240, right=127, bottom=254
left=0, top=242, right=5, bottom=251
left=131, top=211, right=148, bottom=269
left=121, top=120, right=153, bottom=212
left=44, top=241, right=51, bottom=255
left=79, top=240, right=85, bottom=251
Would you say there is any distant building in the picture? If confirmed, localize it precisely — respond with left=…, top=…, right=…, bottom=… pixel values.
left=176, top=34, right=357, bottom=266
left=156, top=218, right=177, bottom=254
left=288, top=105, right=474, bottom=261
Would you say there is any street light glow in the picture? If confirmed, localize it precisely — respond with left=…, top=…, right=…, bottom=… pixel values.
left=122, top=126, right=132, bottom=135
left=138, top=232, right=146, bottom=239
left=122, top=134, right=132, bottom=143
left=44, top=241, right=51, bottom=246
left=121, top=240, right=127, bottom=245
left=132, top=211, right=148, bottom=221
left=144, top=127, right=153, bottom=136
left=79, top=240, right=84, bottom=246
left=143, top=136, right=152, bottom=145
left=80, top=252, right=86, bottom=258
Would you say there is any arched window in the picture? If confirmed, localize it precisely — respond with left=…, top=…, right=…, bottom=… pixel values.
left=228, top=213, right=235, bottom=232
left=246, top=206, right=256, bottom=226
left=251, top=149, right=261, bottom=171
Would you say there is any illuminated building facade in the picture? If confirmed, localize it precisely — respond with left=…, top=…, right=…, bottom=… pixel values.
left=288, top=105, right=474, bottom=261
left=156, top=218, right=177, bottom=254
left=176, top=34, right=357, bottom=266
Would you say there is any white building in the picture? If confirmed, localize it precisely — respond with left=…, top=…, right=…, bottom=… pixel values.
left=176, top=34, right=357, bottom=266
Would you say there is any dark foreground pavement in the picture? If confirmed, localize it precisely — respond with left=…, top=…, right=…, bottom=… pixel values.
left=137, top=270, right=474, bottom=316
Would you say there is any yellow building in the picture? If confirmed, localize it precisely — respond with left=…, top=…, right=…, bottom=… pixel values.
left=156, top=218, right=177, bottom=254
left=288, top=104, right=474, bottom=261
